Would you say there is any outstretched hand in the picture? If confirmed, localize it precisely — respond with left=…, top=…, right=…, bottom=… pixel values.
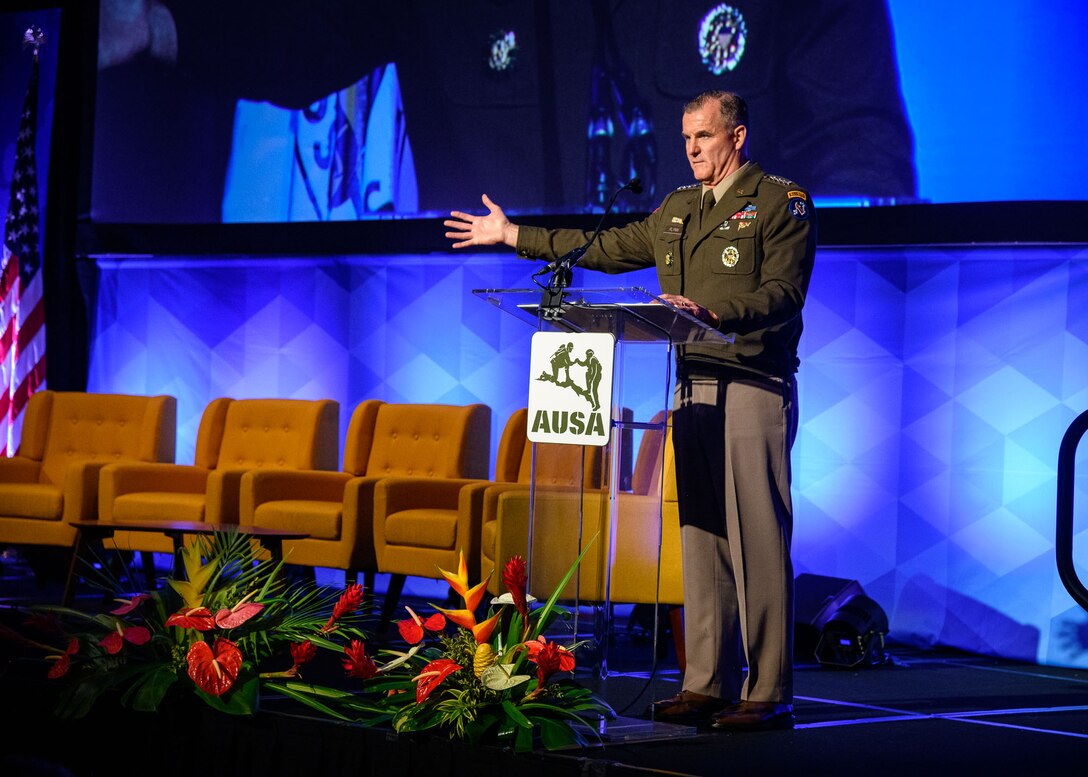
left=444, top=194, right=518, bottom=249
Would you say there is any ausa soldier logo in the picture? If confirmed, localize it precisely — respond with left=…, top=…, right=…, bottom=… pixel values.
left=527, top=332, right=614, bottom=446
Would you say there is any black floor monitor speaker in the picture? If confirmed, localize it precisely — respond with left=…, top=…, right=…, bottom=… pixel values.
left=794, top=574, right=889, bottom=667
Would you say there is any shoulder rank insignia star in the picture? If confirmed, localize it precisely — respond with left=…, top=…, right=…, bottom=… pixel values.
left=764, top=174, right=799, bottom=189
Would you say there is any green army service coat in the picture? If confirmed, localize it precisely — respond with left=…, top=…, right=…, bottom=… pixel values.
left=516, top=162, right=818, bottom=379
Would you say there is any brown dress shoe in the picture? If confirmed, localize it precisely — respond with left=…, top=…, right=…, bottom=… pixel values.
left=649, top=690, right=731, bottom=723
left=710, top=701, right=795, bottom=731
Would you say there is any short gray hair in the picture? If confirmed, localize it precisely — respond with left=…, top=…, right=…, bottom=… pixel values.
left=684, top=91, right=749, bottom=129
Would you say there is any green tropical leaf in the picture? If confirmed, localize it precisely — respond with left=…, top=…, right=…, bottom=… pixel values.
left=122, top=664, right=179, bottom=712
left=538, top=717, right=580, bottom=750
left=502, top=699, right=533, bottom=729
left=466, top=710, right=502, bottom=744
left=263, top=681, right=353, bottom=721
left=514, top=723, right=535, bottom=753
left=528, top=532, right=597, bottom=642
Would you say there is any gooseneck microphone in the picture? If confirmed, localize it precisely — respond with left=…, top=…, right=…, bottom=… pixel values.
left=533, top=177, right=643, bottom=280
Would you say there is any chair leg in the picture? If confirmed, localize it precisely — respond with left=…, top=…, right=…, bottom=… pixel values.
left=356, top=570, right=376, bottom=615
left=668, top=604, right=686, bottom=675
left=380, top=574, right=407, bottom=625
left=141, top=552, right=157, bottom=588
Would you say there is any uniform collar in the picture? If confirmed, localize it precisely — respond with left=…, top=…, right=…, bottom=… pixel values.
left=706, top=160, right=755, bottom=204
left=689, top=161, right=764, bottom=244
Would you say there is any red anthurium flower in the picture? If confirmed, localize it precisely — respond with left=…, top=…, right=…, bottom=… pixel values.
left=397, top=607, right=447, bottom=645
left=413, top=658, right=462, bottom=703
left=47, top=652, right=71, bottom=679
left=99, top=623, right=152, bottom=655
left=502, top=555, right=529, bottom=617
left=342, top=639, right=378, bottom=680
left=46, top=638, right=80, bottom=679
left=290, top=640, right=317, bottom=668
left=110, top=593, right=152, bottom=616
left=165, top=607, right=215, bottom=631
left=187, top=638, right=243, bottom=697
left=213, top=600, right=264, bottom=629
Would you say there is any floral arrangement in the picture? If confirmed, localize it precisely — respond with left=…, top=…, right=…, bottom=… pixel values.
left=7, top=532, right=613, bottom=752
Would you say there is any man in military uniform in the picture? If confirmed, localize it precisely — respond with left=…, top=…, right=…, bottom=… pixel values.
left=445, top=91, right=816, bottom=731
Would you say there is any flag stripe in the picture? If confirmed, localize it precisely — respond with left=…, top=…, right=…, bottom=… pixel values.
left=3, top=36, right=46, bottom=456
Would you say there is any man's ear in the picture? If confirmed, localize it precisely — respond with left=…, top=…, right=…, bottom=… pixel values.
left=733, top=124, right=748, bottom=150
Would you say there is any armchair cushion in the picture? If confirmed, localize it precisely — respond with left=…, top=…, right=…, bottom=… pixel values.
left=254, top=501, right=342, bottom=540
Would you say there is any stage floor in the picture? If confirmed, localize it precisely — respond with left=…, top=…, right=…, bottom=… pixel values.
left=3, top=549, right=1088, bottom=776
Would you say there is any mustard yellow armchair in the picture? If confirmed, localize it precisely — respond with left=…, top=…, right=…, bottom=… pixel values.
left=98, top=397, right=338, bottom=556
left=368, top=403, right=491, bottom=619
left=239, top=399, right=383, bottom=590
left=0, top=391, right=176, bottom=556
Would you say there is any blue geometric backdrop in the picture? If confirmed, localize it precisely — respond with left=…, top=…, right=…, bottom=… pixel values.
left=87, top=245, right=1088, bottom=668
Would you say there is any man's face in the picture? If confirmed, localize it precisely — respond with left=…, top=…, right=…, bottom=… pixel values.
left=682, top=103, right=746, bottom=186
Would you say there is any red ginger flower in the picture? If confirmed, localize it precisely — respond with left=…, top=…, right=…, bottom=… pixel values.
left=343, top=639, right=378, bottom=680
left=502, top=555, right=529, bottom=617
left=290, top=640, right=317, bottom=668
left=187, top=638, right=243, bottom=696
left=322, top=583, right=365, bottom=633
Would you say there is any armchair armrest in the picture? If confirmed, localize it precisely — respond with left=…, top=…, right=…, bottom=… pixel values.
left=99, top=462, right=211, bottom=521
left=0, top=457, right=41, bottom=484
left=240, top=469, right=352, bottom=524
left=205, top=468, right=251, bottom=525
left=376, top=477, right=486, bottom=514
left=63, top=461, right=113, bottom=522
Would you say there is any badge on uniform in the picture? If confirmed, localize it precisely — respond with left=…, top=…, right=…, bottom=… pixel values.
left=788, top=197, right=809, bottom=221
left=729, top=203, right=757, bottom=220
left=722, top=246, right=740, bottom=268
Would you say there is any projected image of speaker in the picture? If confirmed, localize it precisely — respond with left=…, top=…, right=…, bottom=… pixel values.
left=794, top=574, right=889, bottom=669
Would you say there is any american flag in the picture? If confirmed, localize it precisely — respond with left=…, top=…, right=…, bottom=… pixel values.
left=1, top=27, right=47, bottom=456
